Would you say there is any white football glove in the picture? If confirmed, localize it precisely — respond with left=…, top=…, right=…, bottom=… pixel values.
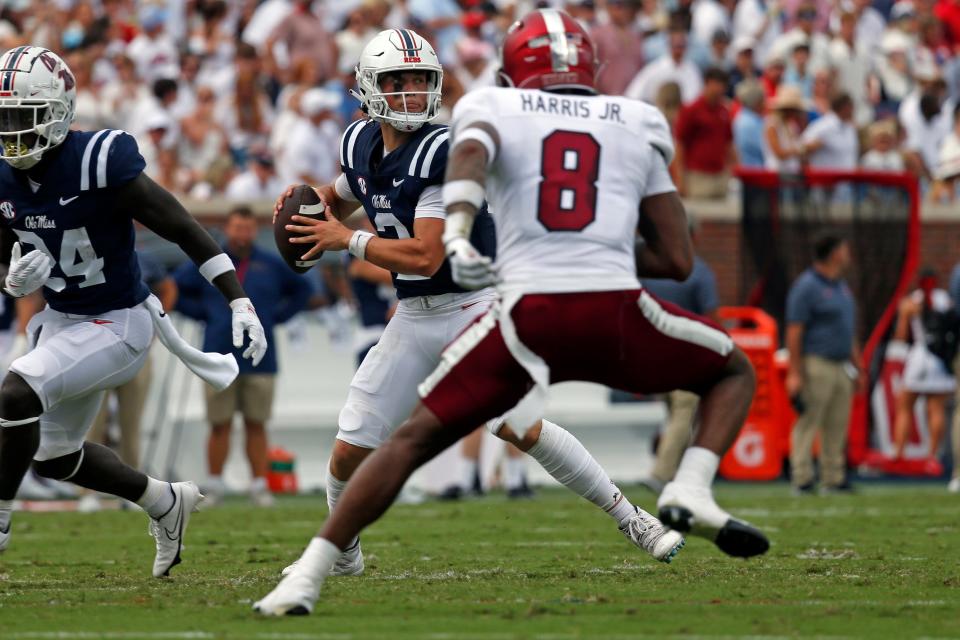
left=230, top=297, right=268, bottom=366
left=4, top=242, right=52, bottom=297
left=446, top=237, right=496, bottom=290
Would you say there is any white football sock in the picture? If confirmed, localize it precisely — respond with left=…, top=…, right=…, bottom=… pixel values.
left=137, top=477, right=175, bottom=519
left=504, top=456, right=526, bottom=490
left=673, top=446, right=720, bottom=488
left=459, top=457, right=479, bottom=491
left=526, top=420, right=637, bottom=527
left=0, top=499, right=12, bottom=530
left=326, top=465, right=358, bottom=550
left=250, top=476, right=268, bottom=493
left=297, top=536, right=341, bottom=581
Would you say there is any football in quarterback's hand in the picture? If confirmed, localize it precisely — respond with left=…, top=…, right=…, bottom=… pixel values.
left=274, top=184, right=325, bottom=274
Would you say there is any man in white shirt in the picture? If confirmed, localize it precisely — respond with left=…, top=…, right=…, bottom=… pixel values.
left=733, top=0, right=784, bottom=68
left=126, top=5, right=180, bottom=86
left=625, top=27, right=704, bottom=104
left=802, top=93, right=859, bottom=169
left=278, top=88, right=343, bottom=186
left=225, top=147, right=285, bottom=202
left=902, top=92, right=953, bottom=178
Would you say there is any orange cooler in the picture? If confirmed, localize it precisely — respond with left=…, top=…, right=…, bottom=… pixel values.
left=267, top=446, right=299, bottom=494
left=717, top=307, right=790, bottom=480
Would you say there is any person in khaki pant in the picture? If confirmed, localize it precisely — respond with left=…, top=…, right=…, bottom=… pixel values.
left=786, top=234, right=863, bottom=495
left=640, top=218, right=721, bottom=492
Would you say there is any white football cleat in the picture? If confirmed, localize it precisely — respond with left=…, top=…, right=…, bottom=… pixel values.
left=0, top=523, right=10, bottom=552
left=282, top=539, right=364, bottom=577
left=254, top=570, right=322, bottom=616
left=948, top=477, right=960, bottom=494
left=148, top=481, right=204, bottom=577
left=657, top=481, right=769, bottom=558
left=620, top=507, right=684, bottom=563
left=76, top=493, right=102, bottom=514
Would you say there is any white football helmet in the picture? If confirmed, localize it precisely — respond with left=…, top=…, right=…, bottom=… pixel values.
left=354, top=29, right=442, bottom=132
left=0, top=46, right=76, bottom=170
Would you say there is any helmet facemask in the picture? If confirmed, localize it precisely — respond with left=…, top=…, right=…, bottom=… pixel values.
left=358, top=66, right=442, bottom=132
left=0, top=99, right=70, bottom=169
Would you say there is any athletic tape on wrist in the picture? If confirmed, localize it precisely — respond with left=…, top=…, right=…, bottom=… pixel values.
left=443, top=211, right=475, bottom=247
left=199, top=254, right=235, bottom=284
left=348, top=230, right=374, bottom=260
left=442, top=180, right=485, bottom=210
left=455, top=127, right=498, bottom=165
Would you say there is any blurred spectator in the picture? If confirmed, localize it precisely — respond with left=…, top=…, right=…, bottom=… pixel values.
left=917, top=15, right=951, bottom=70
left=174, top=207, right=313, bottom=508
left=903, top=92, right=952, bottom=181
left=734, top=80, right=767, bottom=167
left=692, top=0, right=731, bottom=49
left=225, top=145, right=285, bottom=202
left=278, top=88, right=342, bottom=186
left=100, top=54, right=152, bottom=132
left=178, top=85, right=232, bottom=196
left=728, top=36, right=759, bottom=91
left=265, top=0, right=338, bottom=85
left=761, top=54, right=787, bottom=98
left=935, top=0, right=960, bottom=49
left=170, top=52, right=202, bottom=122
left=674, top=67, right=734, bottom=198
left=454, top=36, right=497, bottom=91
left=782, top=40, right=813, bottom=99
left=591, top=0, right=646, bottom=96
left=732, top=0, right=784, bottom=67
left=242, top=0, right=293, bottom=50
left=786, top=233, right=860, bottom=495
left=933, top=104, right=960, bottom=201
left=126, top=4, right=179, bottom=85
left=67, top=49, right=108, bottom=131
left=763, top=85, right=807, bottom=171
left=188, top=0, right=235, bottom=72
left=891, top=270, right=953, bottom=476
left=862, top=120, right=906, bottom=170
left=137, top=111, right=177, bottom=189
left=774, top=2, right=830, bottom=69
left=829, top=10, right=874, bottom=126
left=216, top=59, right=274, bottom=165
left=625, top=25, right=703, bottom=104
left=655, top=81, right=684, bottom=131
left=408, top=0, right=464, bottom=65
left=875, top=31, right=914, bottom=113
left=807, top=66, right=836, bottom=119
left=704, top=29, right=732, bottom=72
left=851, top=0, right=888, bottom=53
left=336, top=5, right=377, bottom=80
left=802, top=92, right=858, bottom=169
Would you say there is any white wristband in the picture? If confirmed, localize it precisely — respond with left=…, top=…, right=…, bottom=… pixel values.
left=348, top=230, right=374, bottom=260
left=442, top=179, right=485, bottom=210
left=199, top=254, right=235, bottom=284
left=442, top=211, right=474, bottom=247
left=455, top=127, right=498, bottom=166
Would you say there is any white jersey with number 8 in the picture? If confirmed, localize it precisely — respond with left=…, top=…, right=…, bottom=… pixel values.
left=450, top=86, right=678, bottom=295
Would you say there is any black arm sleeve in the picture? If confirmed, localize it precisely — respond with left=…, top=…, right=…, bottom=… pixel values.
left=119, top=173, right=246, bottom=302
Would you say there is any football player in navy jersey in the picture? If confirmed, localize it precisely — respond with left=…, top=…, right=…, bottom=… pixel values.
left=258, top=30, right=682, bottom=613
left=0, top=46, right=268, bottom=577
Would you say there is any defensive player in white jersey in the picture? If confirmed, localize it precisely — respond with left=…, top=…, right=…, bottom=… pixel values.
left=0, top=47, right=268, bottom=577
left=256, top=11, right=770, bottom=614
left=267, top=28, right=682, bottom=582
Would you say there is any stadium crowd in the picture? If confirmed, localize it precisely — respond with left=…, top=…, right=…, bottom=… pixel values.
left=4, top=0, right=960, bottom=201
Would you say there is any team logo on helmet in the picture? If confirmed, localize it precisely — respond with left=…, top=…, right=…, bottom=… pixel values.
left=0, top=200, right=15, bottom=220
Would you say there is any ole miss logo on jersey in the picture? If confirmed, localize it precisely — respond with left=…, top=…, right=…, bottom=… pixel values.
left=358, top=176, right=368, bottom=195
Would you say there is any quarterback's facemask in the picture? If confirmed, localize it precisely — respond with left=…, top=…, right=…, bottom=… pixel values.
left=0, top=46, right=76, bottom=170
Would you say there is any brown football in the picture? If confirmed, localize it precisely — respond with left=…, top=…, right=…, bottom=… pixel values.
left=274, top=184, right=325, bottom=274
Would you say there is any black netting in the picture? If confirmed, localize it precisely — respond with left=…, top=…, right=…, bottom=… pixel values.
left=740, top=174, right=913, bottom=351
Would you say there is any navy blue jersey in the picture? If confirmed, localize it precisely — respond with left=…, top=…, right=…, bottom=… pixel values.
left=339, top=119, right=496, bottom=299
left=0, top=129, right=149, bottom=315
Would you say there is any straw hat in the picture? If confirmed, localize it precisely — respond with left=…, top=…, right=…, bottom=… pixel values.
left=770, top=85, right=806, bottom=111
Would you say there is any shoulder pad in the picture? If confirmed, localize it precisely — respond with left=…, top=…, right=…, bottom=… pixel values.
left=407, top=126, right=450, bottom=180
left=79, top=129, right=145, bottom=191
left=340, top=119, right=372, bottom=171
left=635, top=102, right=675, bottom=166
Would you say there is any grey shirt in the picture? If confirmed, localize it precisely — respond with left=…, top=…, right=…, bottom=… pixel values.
left=642, top=256, right=720, bottom=316
left=786, top=268, right=856, bottom=361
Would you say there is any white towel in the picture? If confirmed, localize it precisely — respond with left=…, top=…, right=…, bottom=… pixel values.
left=144, top=294, right=238, bottom=391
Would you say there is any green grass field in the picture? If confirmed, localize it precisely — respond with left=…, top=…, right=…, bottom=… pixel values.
left=1, top=483, right=958, bottom=639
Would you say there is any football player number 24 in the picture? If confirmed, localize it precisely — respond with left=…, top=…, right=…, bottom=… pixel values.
left=537, top=130, right=600, bottom=232
left=13, top=227, right=106, bottom=290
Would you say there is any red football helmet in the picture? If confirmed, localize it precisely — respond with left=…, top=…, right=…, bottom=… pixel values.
left=497, top=9, right=599, bottom=94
